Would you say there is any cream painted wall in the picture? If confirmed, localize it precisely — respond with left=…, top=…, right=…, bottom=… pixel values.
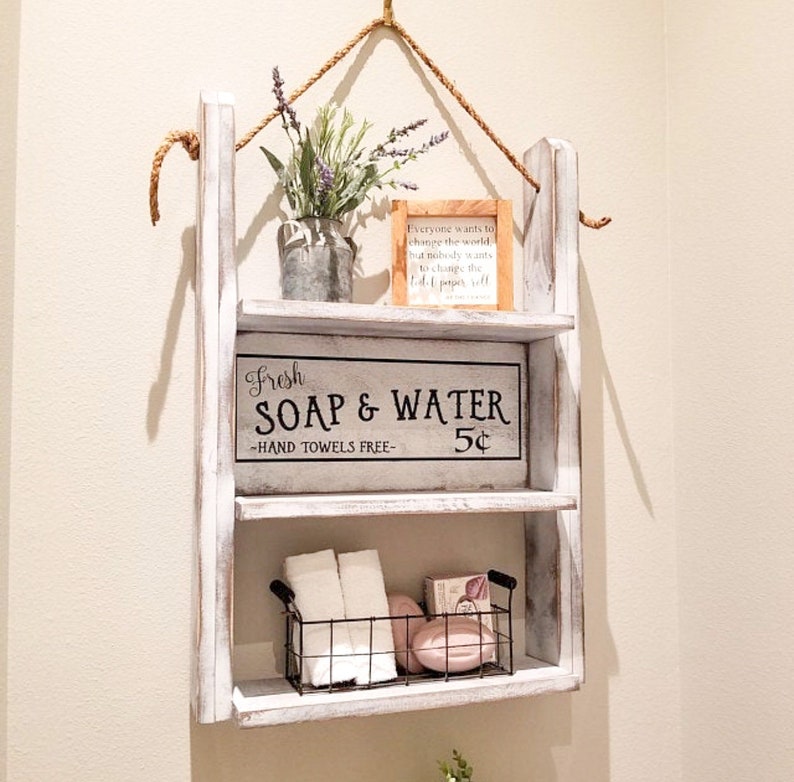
left=9, top=0, right=789, bottom=780
left=667, top=2, right=794, bottom=781
left=1, top=2, right=21, bottom=780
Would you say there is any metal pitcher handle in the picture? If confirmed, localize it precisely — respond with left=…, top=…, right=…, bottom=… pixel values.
left=277, top=219, right=309, bottom=253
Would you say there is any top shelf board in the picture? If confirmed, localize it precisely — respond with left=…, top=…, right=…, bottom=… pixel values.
left=237, top=300, right=574, bottom=343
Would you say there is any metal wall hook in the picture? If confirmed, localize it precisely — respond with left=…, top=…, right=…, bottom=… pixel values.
left=383, top=0, right=394, bottom=26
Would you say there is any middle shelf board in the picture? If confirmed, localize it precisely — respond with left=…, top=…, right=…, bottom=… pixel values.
left=237, top=299, right=574, bottom=343
left=235, top=490, right=577, bottom=521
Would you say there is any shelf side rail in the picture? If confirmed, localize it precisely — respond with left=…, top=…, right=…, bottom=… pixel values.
left=522, top=138, right=584, bottom=680
left=193, top=91, right=237, bottom=723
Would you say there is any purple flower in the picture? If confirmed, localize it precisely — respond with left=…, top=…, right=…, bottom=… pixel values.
left=315, top=156, right=334, bottom=202
left=423, top=131, right=450, bottom=150
left=264, top=70, right=448, bottom=219
left=369, top=119, right=429, bottom=160
left=272, top=66, right=300, bottom=133
left=387, top=119, right=427, bottom=141
left=370, top=127, right=449, bottom=162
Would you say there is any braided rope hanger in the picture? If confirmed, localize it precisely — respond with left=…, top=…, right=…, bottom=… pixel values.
left=149, top=9, right=611, bottom=230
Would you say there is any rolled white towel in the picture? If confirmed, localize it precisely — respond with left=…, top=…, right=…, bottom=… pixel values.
left=284, top=549, right=357, bottom=687
left=338, top=549, right=398, bottom=684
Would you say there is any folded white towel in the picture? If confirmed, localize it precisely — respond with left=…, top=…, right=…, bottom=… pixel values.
left=338, top=549, right=398, bottom=684
left=284, top=549, right=358, bottom=687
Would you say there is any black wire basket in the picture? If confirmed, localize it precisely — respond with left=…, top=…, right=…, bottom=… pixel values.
left=269, top=569, right=516, bottom=695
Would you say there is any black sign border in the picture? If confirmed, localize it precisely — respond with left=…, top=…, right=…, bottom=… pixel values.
left=235, top=353, right=524, bottom=464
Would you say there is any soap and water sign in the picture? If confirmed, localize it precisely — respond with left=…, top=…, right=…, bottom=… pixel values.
left=235, top=351, right=523, bottom=465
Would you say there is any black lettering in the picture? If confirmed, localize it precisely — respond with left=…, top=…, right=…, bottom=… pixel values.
left=277, top=399, right=300, bottom=431
left=488, top=390, right=511, bottom=425
left=254, top=401, right=275, bottom=435
left=358, top=393, right=380, bottom=422
left=446, top=389, right=466, bottom=419
left=304, top=395, right=332, bottom=432
left=328, top=393, right=345, bottom=425
left=470, top=389, right=486, bottom=421
left=424, top=389, right=448, bottom=425
left=391, top=389, right=421, bottom=420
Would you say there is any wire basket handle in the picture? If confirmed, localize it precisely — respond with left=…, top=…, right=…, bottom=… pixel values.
left=487, top=569, right=517, bottom=592
left=269, top=579, right=296, bottom=610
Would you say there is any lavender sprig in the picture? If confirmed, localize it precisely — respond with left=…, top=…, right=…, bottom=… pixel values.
left=271, top=66, right=300, bottom=134
left=261, top=69, right=448, bottom=220
left=370, top=129, right=450, bottom=163
left=372, top=147, right=414, bottom=160
left=416, top=131, right=451, bottom=154
left=369, top=119, right=429, bottom=160
left=389, top=119, right=427, bottom=139
left=427, top=131, right=450, bottom=147
left=315, top=156, right=334, bottom=204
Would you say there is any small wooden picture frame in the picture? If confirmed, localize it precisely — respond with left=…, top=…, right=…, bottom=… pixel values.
left=391, top=199, right=513, bottom=310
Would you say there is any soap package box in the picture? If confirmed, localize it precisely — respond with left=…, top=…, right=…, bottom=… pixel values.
left=424, top=573, right=493, bottom=630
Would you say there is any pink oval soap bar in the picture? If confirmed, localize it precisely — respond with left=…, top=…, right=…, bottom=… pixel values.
left=387, top=594, right=427, bottom=674
left=412, top=616, right=496, bottom=673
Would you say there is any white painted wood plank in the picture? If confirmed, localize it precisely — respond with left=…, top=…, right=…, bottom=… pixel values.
left=528, top=338, right=557, bottom=490
left=522, top=144, right=555, bottom=314
left=193, top=90, right=221, bottom=725
left=524, top=140, right=563, bottom=665
left=548, top=140, right=584, bottom=680
left=194, top=91, right=236, bottom=724
left=237, top=299, right=573, bottom=343
left=236, top=489, right=576, bottom=521
left=214, top=92, right=237, bottom=720
left=524, top=510, right=560, bottom=662
left=522, top=139, right=583, bottom=676
left=232, top=663, right=581, bottom=727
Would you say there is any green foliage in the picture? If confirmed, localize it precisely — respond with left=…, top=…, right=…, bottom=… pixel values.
left=438, top=749, right=474, bottom=782
left=262, top=68, right=448, bottom=221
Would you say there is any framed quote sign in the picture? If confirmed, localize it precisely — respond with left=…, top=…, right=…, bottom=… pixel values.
left=391, top=199, right=513, bottom=310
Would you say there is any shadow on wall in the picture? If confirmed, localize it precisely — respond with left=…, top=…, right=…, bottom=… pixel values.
left=147, top=226, right=196, bottom=442
left=328, top=27, right=505, bottom=204
left=188, top=699, right=568, bottom=782
left=585, top=263, right=654, bottom=517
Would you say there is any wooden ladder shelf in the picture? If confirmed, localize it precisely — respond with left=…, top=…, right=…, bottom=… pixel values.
left=192, top=91, right=583, bottom=727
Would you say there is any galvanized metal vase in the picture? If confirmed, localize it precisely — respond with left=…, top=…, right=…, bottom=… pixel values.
left=277, top=218, right=355, bottom=302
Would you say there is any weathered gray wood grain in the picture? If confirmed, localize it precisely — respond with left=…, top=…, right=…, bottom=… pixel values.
left=234, top=332, right=528, bottom=495
left=522, top=139, right=583, bottom=677
left=232, top=665, right=581, bottom=727
left=238, top=299, right=572, bottom=342
left=194, top=91, right=236, bottom=724
left=236, top=489, right=576, bottom=521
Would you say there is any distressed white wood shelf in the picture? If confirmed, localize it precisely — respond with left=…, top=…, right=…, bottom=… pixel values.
left=237, top=299, right=574, bottom=342
left=232, top=657, right=580, bottom=728
left=236, top=489, right=577, bottom=521
left=193, top=91, right=584, bottom=727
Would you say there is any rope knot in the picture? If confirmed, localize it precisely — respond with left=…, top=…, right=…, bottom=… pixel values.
left=180, top=130, right=201, bottom=160
left=149, top=129, right=202, bottom=225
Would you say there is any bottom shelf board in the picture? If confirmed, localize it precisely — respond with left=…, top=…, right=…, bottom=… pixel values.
left=232, top=656, right=581, bottom=728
